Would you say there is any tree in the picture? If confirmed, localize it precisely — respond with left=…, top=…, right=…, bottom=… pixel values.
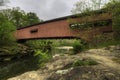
left=26, top=12, right=42, bottom=25
left=10, top=7, right=26, bottom=28
left=105, top=0, right=120, bottom=40
left=71, top=0, right=108, bottom=14
left=71, top=0, right=91, bottom=14
left=0, top=7, right=41, bottom=28
left=0, top=13, right=16, bottom=46
left=0, top=7, right=27, bottom=28
left=70, top=0, right=114, bottom=45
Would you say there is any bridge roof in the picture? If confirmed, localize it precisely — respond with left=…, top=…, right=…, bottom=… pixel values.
left=17, top=8, right=108, bottom=30
left=17, top=14, right=78, bottom=30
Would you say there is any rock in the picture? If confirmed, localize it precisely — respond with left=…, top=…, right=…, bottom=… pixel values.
left=8, top=71, right=41, bottom=80
left=6, top=45, right=120, bottom=80
left=115, top=45, right=120, bottom=50
left=81, top=74, right=89, bottom=79
left=103, top=73, right=116, bottom=80
left=105, top=45, right=120, bottom=51
left=53, top=54, right=60, bottom=58
left=56, top=68, right=73, bottom=75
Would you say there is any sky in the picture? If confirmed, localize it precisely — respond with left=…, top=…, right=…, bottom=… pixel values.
left=6, top=0, right=78, bottom=20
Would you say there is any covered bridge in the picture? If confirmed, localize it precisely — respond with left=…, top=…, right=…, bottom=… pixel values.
left=15, top=12, right=112, bottom=42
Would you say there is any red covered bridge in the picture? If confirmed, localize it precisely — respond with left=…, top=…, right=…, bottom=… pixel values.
left=15, top=13, right=112, bottom=42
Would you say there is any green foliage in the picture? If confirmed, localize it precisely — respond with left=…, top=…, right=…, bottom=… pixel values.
left=71, top=0, right=107, bottom=14
left=50, top=39, right=76, bottom=55
left=72, top=40, right=88, bottom=54
left=26, top=12, right=42, bottom=26
left=72, top=59, right=98, bottom=67
left=52, top=39, right=75, bottom=47
left=34, top=50, right=51, bottom=67
left=29, top=40, right=53, bottom=67
left=111, top=1, right=120, bottom=40
left=0, top=13, right=16, bottom=46
left=92, top=33, right=113, bottom=46
left=0, top=7, right=41, bottom=28
left=93, top=39, right=120, bottom=48
left=25, top=40, right=52, bottom=53
left=105, top=0, right=120, bottom=40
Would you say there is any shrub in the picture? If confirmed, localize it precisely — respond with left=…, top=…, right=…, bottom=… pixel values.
left=72, top=59, right=98, bottom=67
left=34, top=50, right=51, bottom=67
left=72, top=40, right=88, bottom=54
left=25, top=40, right=52, bottom=53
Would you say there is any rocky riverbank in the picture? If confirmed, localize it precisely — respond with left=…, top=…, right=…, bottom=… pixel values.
left=7, top=45, right=120, bottom=80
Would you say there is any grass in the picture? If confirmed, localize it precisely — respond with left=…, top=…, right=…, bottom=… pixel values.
left=72, top=59, right=98, bottom=67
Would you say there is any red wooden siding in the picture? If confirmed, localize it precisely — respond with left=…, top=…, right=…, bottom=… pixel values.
left=15, top=13, right=112, bottom=42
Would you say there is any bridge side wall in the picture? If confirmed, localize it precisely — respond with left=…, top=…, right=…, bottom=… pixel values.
left=15, top=13, right=112, bottom=42
left=15, top=20, right=78, bottom=40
